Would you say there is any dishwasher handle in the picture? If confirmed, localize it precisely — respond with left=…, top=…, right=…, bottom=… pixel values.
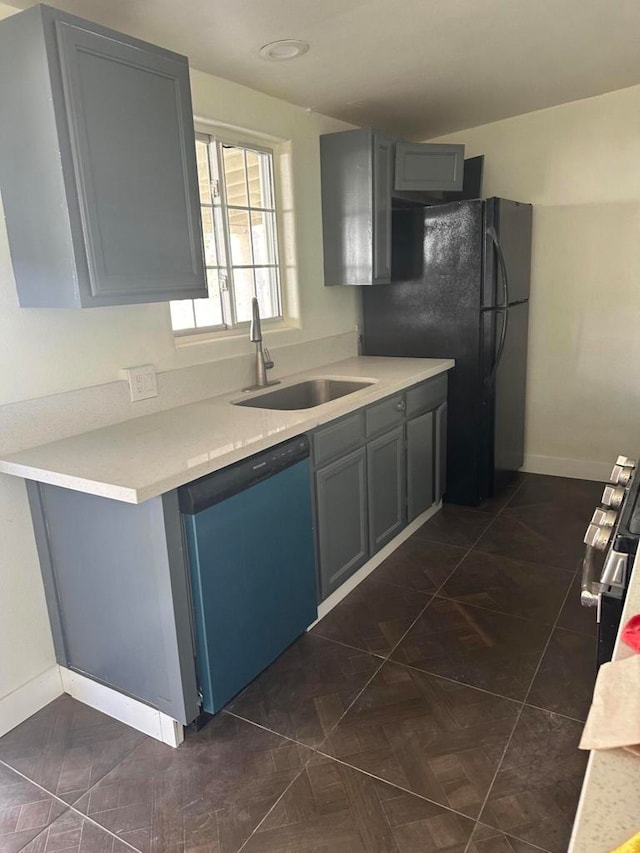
left=179, top=435, right=310, bottom=515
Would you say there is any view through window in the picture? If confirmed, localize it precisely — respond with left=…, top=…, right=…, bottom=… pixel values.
left=170, top=134, right=282, bottom=333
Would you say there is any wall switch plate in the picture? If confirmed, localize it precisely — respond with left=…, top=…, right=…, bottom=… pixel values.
left=123, top=364, right=158, bottom=402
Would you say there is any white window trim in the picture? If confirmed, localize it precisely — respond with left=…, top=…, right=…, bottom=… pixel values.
left=172, top=118, right=300, bottom=344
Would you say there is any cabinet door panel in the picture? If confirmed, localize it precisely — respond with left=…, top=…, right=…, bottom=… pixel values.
left=395, top=142, right=465, bottom=192
left=367, top=426, right=405, bottom=554
left=435, top=401, right=448, bottom=502
left=56, top=21, right=205, bottom=302
left=372, top=134, right=392, bottom=284
left=316, top=448, right=368, bottom=600
left=407, top=412, right=434, bottom=522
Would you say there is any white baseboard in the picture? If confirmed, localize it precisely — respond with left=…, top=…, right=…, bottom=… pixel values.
left=312, top=501, right=442, bottom=625
left=59, top=668, right=184, bottom=748
left=521, top=454, right=611, bottom=482
left=0, top=666, right=63, bottom=738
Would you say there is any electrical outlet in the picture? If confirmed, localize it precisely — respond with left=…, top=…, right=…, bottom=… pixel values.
left=123, top=364, right=158, bottom=402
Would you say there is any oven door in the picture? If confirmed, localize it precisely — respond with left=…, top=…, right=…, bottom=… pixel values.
left=597, top=593, right=626, bottom=667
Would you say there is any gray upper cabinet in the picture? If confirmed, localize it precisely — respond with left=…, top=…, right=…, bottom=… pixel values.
left=372, top=134, right=393, bottom=283
left=0, top=4, right=206, bottom=308
left=320, top=128, right=392, bottom=286
left=320, top=129, right=465, bottom=286
left=394, top=142, right=465, bottom=192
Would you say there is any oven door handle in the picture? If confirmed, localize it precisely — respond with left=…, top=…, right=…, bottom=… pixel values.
left=581, top=544, right=601, bottom=608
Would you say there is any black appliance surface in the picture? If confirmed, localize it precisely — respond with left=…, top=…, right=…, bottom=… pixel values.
left=362, top=197, right=533, bottom=506
left=596, top=464, right=639, bottom=667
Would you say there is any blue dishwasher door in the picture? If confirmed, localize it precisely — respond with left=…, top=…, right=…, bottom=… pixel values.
left=182, top=455, right=317, bottom=713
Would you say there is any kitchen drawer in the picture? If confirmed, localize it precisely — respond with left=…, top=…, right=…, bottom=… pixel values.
left=366, top=393, right=406, bottom=438
left=312, top=410, right=365, bottom=467
left=405, top=375, right=447, bottom=418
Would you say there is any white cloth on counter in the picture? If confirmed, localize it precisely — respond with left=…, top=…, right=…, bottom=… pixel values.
left=581, top=654, right=640, bottom=753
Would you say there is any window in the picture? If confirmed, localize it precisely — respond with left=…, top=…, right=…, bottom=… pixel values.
left=170, top=133, right=283, bottom=334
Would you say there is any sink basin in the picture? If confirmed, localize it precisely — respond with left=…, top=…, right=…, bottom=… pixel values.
left=233, top=378, right=374, bottom=410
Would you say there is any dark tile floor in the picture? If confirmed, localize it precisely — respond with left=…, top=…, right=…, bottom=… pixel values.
left=0, top=473, right=601, bottom=853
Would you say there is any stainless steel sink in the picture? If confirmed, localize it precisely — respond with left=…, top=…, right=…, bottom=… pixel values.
left=233, top=378, right=374, bottom=410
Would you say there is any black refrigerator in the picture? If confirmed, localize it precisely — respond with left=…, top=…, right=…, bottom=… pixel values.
left=362, top=197, right=533, bottom=506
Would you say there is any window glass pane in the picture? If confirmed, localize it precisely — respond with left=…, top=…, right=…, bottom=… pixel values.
left=255, top=267, right=280, bottom=319
left=222, top=146, right=248, bottom=207
left=250, top=211, right=277, bottom=265
left=170, top=299, right=195, bottom=331
left=213, top=206, right=227, bottom=267
left=232, top=268, right=255, bottom=323
left=246, top=150, right=273, bottom=209
left=201, top=207, right=217, bottom=267
left=196, top=139, right=211, bottom=204
left=194, top=269, right=224, bottom=328
left=228, top=209, right=253, bottom=266
left=172, top=135, right=283, bottom=335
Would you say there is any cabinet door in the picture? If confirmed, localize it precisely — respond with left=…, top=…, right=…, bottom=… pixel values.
left=372, top=133, right=393, bottom=284
left=435, top=401, right=448, bottom=502
left=367, top=426, right=406, bottom=554
left=55, top=20, right=206, bottom=304
left=395, top=142, right=465, bottom=192
left=316, top=448, right=368, bottom=600
left=406, top=411, right=435, bottom=522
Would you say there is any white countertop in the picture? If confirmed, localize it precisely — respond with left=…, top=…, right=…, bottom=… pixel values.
left=0, top=356, right=453, bottom=503
left=569, top=549, right=640, bottom=851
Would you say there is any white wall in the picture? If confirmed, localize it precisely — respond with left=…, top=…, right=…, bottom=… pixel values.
left=0, top=1, right=359, bottom=710
left=429, top=85, right=640, bottom=478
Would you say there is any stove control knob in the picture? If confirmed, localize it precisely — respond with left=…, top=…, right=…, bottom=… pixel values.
left=616, top=455, right=636, bottom=469
left=591, top=507, right=617, bottom=527
left=584, top=523, right=613, bottom=551
left=610, top=464, right=633, bottom=486
left=602, top=484, right=625, bottom=508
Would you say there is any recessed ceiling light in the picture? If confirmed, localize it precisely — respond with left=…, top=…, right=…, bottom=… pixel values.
left=259, top=39, right=310, bottom=61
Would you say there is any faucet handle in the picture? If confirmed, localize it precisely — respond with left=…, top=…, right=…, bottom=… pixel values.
left=262, top=346, right=274, bottom=370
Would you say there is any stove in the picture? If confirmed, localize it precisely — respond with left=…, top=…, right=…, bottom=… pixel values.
left=581, top=455, right=639, bottom=666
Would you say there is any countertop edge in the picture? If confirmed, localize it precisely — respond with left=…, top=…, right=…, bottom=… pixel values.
left=0, top=357, right=454, bottom=503
left=569, top=549, right=640, bottom=852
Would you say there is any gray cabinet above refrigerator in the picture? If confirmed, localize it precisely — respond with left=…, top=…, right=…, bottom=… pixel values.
left=320, top=127, right=465, bottom=286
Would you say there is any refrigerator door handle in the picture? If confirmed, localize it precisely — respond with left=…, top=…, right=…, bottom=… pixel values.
left=487, top=226, right=510, bottom=309
left=485, top=307, right=509, bottom=387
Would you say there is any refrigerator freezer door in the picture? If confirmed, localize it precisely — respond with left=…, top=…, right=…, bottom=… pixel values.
left=480, top=301, right=529, bottom=497
left=483, top=198, right=533, bottom=308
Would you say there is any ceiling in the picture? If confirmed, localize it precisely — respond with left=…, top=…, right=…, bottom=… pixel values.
left=8, top=0, right=640, bottom=138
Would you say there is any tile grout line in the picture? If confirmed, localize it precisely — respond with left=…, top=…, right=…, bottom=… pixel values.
left=234, top=650, right=390, bottom=853
left=312, top=749, right=482, bottom=824
left=0, top=758, right=143, bottom=853
left=461, top=475, right=552, bottom=853
left=463, top=537, right=582, bottom=853
left=217, top=479, right=577, bottom=852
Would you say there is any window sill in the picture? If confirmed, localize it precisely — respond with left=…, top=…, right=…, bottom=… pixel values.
left=173, top=318, right=301, bottom=349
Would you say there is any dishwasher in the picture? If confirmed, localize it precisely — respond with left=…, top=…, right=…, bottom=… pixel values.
left=178, top=435, right=317, bottom=714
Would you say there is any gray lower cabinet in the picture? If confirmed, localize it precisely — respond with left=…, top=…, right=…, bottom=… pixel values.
left=435, top=401, right=448, bottom=503
left=0, top=4, right=206, bottom=308
left=27, top=483, right=199, bottom=724
left=315, top=447, right=369, bottom=599
left=367, top=426, right=406, bottom=552
left=314, top=373, right=449, bottom=600
left=406, top=411, right=435, bottom=522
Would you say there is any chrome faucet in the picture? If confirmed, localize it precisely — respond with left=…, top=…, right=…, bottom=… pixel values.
left=243, top=297, right=280, bottom=391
